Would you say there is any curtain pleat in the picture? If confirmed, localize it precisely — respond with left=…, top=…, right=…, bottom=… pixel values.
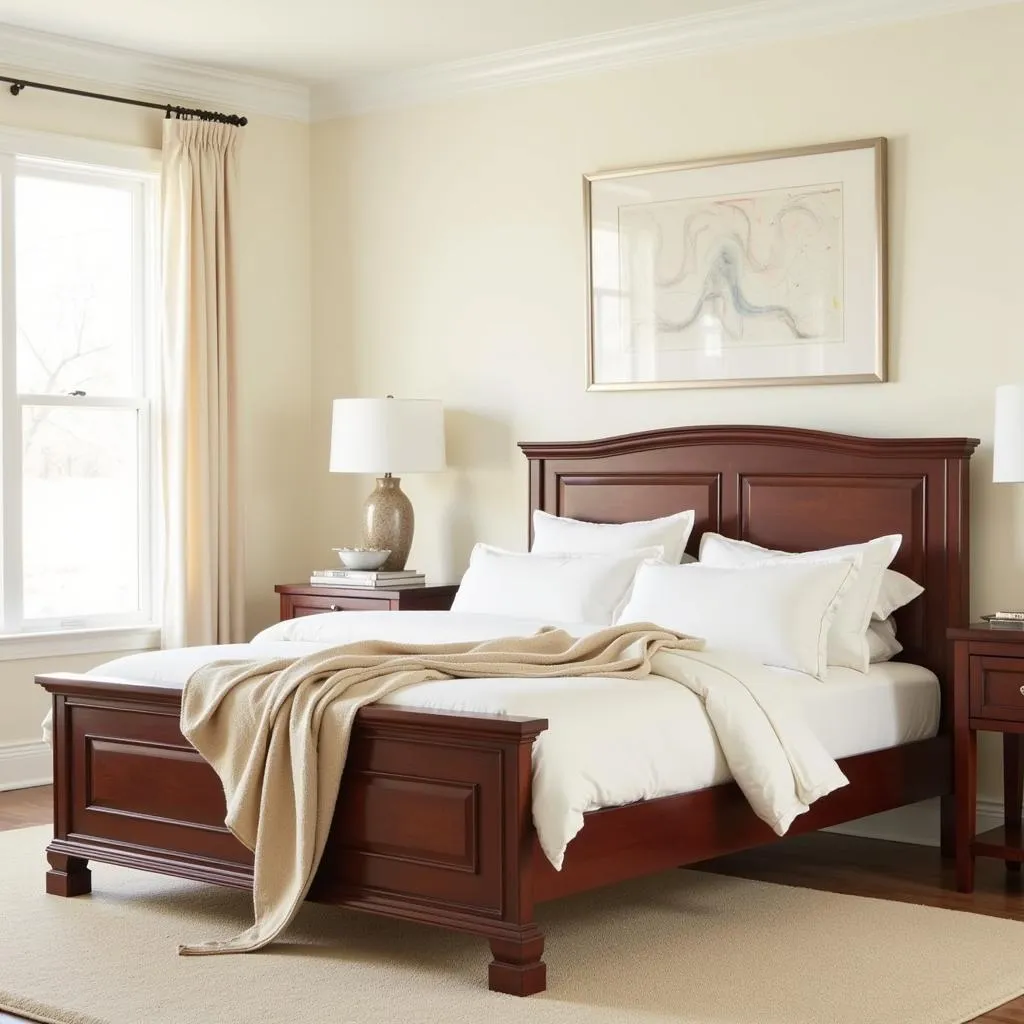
left=160, top=119, right=244, bottom=648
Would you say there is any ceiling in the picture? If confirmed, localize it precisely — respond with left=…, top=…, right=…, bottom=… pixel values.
left=0, top=0, right=761, bottom=83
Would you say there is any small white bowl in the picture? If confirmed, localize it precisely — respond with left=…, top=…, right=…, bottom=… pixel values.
left=333, top=548, right=391, bottom=570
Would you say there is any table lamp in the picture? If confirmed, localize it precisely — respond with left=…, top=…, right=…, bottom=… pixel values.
left=329, top=397, right=446, bottom=571
left=995, top=384, right=1024, bottom=484
left=990, top=384, right=1024, bottom=622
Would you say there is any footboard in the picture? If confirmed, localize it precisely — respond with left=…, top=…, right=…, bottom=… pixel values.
left=37, top=672, right=549, bottom=994
left=41, top=674, right=253, bottom=892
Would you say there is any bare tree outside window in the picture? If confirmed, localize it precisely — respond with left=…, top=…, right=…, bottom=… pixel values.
left=3, top=165, right=155, bottom=629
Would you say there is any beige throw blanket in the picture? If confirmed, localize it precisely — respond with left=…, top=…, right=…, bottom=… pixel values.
left=178, top=623, right=702, bottom=956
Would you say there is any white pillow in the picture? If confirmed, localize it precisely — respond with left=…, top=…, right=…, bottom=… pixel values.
left=531, top=509, right=695, bottom=563
left=867, top=616, right=903, bottom=663
left=452, top=544, right=662, bottom=624
left=618, top=560, right=861, bottom=679
left=874, top=570, right=924, bottom=621
left=698, top=532, right=902, bottom=673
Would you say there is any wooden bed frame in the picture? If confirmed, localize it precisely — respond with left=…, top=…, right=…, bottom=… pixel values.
left=38, top=425, right=979, bottom=996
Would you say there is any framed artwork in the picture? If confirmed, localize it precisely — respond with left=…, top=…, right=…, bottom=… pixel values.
left=585, top=138, right=887, bottom=391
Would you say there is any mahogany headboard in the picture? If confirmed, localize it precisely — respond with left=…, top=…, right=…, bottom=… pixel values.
left=520, top=425, right=979, bottom=683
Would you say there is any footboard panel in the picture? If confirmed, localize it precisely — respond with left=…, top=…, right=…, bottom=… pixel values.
left=309, top=706, right=546, bottom=937
left=72, top=705, right=244, bottom=860
left=44, top=680, right=253, bottom=888
left=38, top=674, right=548, bottom=945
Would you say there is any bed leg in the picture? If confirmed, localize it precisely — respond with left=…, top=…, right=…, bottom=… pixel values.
left=940, top=794, right=956, bottom=860
left=488, top=927, right=546, bottom=996
left=46, top=851, right=92, bottom=897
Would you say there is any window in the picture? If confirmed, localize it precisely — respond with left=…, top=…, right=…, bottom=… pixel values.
left=0, top=136, right=159, bottom=636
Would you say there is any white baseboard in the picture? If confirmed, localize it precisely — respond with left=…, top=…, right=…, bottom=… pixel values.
left=826, top=797, right=1004, bottom=846
left=0, top=740, right=52, bottom=792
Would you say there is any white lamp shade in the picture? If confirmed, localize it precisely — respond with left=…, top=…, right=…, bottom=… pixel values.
left=329, top=398, right=446, bottom=474
left=994, top=384, right=1024, bottom=483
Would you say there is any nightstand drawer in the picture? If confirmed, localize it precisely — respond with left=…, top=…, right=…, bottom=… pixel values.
left=276, top=583, right=458, bottom=621
left=288, top=593, right=389, bottom=616
left=970, top=656, right=1024, bottom=722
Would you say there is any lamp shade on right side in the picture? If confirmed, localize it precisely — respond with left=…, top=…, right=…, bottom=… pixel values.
left=994, top=384, right=1024, bottom=483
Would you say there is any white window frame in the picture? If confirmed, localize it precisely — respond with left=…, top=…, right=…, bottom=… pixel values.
left=0, top=126, right=161, bottom=657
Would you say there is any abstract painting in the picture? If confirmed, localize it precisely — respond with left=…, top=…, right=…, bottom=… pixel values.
left=586, top=139, right=886, bottom=390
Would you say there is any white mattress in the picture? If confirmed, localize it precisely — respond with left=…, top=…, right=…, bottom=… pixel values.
left=786, top=661, right=939, bottom=761
left=88, top=638, right=939, bottom=773
left=84, top=616, right=939, bottom=867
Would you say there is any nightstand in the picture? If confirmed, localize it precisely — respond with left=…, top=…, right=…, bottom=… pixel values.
left=275, top=582, right=459, bottom=620
left=949, top=623, right=1024, bottom=893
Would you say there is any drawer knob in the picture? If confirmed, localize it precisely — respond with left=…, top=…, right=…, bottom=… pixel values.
left=329, top=604, right=339, bottom=612
left=1020, top=685, right=1024, bottom=697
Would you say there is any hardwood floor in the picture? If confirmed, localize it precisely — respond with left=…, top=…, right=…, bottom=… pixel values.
left=0, top=786, right=50, bottom=831
left=2, top=786, right=1023, bottom=1022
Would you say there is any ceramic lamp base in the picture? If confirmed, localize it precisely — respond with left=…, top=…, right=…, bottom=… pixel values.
left=363, top=475, right=414, bottom=571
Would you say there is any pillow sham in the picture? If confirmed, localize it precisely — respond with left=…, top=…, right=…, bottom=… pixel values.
left=867, top=616, right=903, bottom=663
left=698, top=532, right=902, bottom=672
left=452, top=544, right=662, bottom=624
left=617, top=559, right=861, bottom=679
left=531, top=509, right=695, bottom=563
left=875, top=570, right=924, bottom=621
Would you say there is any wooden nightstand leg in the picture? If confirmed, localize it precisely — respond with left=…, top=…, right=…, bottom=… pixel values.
left=955, top=726, right=976, bottom=893
left=940, top=795, right=956, bottom=860
left=1004, top=733, right=1024, bottom=872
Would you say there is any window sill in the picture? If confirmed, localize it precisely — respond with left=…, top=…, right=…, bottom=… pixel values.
left=0, top=624, right=160, bottom=662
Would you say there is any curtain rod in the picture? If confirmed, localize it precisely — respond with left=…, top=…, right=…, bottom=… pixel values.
left=1, top=75, right=248, bottom=126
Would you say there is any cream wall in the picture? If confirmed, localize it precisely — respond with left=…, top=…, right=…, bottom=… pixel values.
left=0, top=78, right=314, bottom=752
left=311, top=3, right=1024, bottom=798
left=311, top=119, right=359, bottom=554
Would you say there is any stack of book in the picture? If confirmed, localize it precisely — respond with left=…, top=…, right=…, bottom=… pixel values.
left=983, top=611, right=1024, bottom=629
left=309, top=569, right=426, bottom=589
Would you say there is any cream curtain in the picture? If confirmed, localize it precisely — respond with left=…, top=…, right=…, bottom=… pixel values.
left=160, top=119, right=245, bottom=648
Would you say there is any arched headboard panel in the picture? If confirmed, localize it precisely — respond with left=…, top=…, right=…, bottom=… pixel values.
left=520, top=425, right=979, bottom=686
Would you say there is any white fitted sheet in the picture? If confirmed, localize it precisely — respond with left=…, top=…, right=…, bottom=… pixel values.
left=787, top=661, right=939, bottom=761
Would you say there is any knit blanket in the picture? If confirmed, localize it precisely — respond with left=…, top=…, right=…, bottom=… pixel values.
left=178, top=623, right=702, bottom=955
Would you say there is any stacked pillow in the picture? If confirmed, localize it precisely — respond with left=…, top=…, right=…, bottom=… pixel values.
left=617, top=532, right=923, bottom=675
left=696, top=533, right=912, bottom=672
left=452, top=509, right=925, bottom=678
left=696, top=533, right=922, bottom=668
left=618, top=558, right=862, bottom=679
left=450, top=544, right=664, bottom=624
left=451, top=509, right=696, bottom=624
left=530, top=509, right=695, bottom=563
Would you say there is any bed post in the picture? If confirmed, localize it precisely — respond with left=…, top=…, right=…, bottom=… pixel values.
left=489, top=929, right=545, bottom=996
left=46, top=851, right=91, bottom=896
left=487, top=726, right=546, bottom=996
left=940, top=446, right=974, bottom=859
left=45, top=692, right=92, bottom=896
left=307, top=705, right=549, bottom=996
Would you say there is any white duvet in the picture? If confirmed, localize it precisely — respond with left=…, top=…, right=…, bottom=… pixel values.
left=69, top=611, right=855, bottom=869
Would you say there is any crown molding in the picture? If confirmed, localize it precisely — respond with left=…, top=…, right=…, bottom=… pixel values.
left=0, top=0, right=1004, bottom=125
left=314, top=0, right=1005, bottom=119
left=0, top=22, right=310, bottom=123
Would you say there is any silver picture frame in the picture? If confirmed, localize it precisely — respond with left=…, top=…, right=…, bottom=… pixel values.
left=584, top=138, right=888, bottom=391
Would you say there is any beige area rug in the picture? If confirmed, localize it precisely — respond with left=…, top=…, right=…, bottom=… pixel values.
left=2, top=827, right=1023, bottom=1024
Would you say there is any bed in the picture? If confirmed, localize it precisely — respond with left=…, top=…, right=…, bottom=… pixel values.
left=37, top=424, right=979, bottom=995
